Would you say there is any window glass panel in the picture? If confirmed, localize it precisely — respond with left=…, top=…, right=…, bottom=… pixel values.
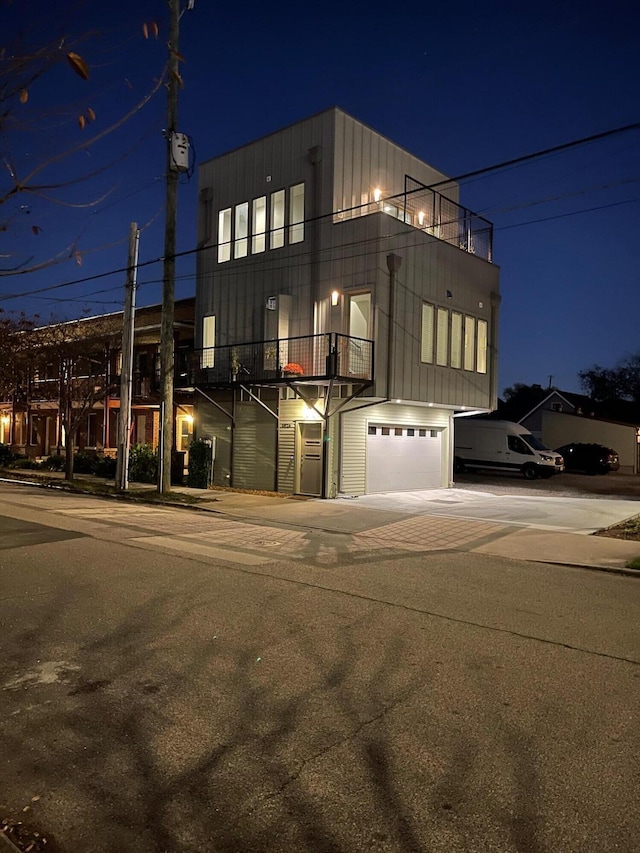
left=419, top=429, right=427, bottom=437
left=202, top=315, right=215, bottom=367
left=407, top=428, right=415, bottom=436
left=289, top=183, right=304, bottom=244
left=217, top=209, right=231, bottom=262
left=464, top=316, right=475, bottom=371
left=252, top=196, right=266, bottom=254
left=394, top=427, right=403, bottom=436
left=270, top=190, right=285, bottom=249
left=234, top=202, right=248, bottom=258
left=436, top=307, right=448, bottom=366
left=382, top=427, right=390, bottom=435
left=477, top=319, right=488, bottom=374
left=451, top=312, right=462, bottom=369
left=368, top=425, right=377, bottom=435
left=421, top=303, right=434, bottom=363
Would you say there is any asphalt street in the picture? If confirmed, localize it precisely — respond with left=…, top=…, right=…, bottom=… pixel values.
left=0, top=483, right=638, bottom=853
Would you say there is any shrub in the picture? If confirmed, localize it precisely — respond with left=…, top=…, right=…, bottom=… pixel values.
left=129, top=443, right=158, bottom=484
left=187, top=438, right=210, bottom=489
left=74, top=452, right=98, bottom=474
left=94, top=455, right=117, bottom=479
left=42, top=454, right=65, bottom=471
left=0, top=444, right=14, bottom=466
left=11, top=457, right=41, bottom=470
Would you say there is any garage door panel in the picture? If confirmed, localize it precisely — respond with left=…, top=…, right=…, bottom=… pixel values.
left=366, top=426, right=442, bottom=493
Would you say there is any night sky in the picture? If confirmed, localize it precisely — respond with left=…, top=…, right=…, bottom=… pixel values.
left=2, top=0, right=639, bottom=397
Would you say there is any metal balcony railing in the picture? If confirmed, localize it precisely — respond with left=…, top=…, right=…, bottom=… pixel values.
left=190, top=333, right=374, bottom=386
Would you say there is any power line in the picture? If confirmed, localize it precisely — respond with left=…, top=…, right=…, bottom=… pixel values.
left=1, top=118, right=639, bottom=304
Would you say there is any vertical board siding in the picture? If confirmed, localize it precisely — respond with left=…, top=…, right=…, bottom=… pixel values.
left=340, top=402, right=450, bottom=495
left=232, top=401, right=277, bottom=491
left=196, top=397, right=232, bottom=486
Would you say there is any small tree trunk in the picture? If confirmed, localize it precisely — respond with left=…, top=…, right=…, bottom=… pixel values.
left=65, top=428, right=74, bottom=481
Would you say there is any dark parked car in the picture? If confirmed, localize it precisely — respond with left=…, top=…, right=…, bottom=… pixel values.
left=555, top=443, right=620, bottom=475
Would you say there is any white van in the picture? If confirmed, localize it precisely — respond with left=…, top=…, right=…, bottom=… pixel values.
left=454, top=419, right=564, bottom=480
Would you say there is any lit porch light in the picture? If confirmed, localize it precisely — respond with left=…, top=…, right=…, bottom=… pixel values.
left=418, top=210, right=425, bottom=226
left=185, top=414, right=194, bottom=425
left=331, top=290, right=340, bottom=307
left=373, top=188, right=382, bottom=203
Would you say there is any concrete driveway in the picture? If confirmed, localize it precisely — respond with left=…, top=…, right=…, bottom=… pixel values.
left=346, top=488, right=640, bottom=534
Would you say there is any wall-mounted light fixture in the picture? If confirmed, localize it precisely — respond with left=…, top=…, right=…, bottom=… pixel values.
left=373, top=188, right=382, bottom=203
left=331, top=290, right=340, bottom=307
left=446, top=290, right=453, bottom=299
left=418, top=211, right=425, bottom=226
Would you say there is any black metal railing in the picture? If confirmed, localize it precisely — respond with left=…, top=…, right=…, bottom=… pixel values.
left=190, top=333, right=374, bottom=386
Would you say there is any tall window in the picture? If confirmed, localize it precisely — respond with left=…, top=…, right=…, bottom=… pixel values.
left=464, top=316, right=475, bottom=371
left=202, top=315, right=215, bottom=367
left=421, top=303, right=434, bottom=363
left=436, top=307, right=449, bottom=366
left=234, top=202, right=248, bottom=258
left=217, top=209, right=231, bottom=262
left=252, top=196, right=266, bottom=254
left=477, top=319, right=488, bottom=374
left=451, top=312, right=462, bottom=369
left=270, top=190, right=285, bottom=249
left=289, top=183, right=305, bottom=244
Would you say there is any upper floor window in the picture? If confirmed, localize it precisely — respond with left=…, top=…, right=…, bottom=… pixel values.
left=289, top=183, right=305, bottom=244
left=451, top=312, right=462, bottom=369
left=270, top=190, right=285, bottom=249
left=421, top=303, right=434, bottom=364
left=217, top=209, right=231, bottom=262
left=464, top=316, right=476, bottom=371
left=252, top=196, right=266, bottom=254
left=476, top=319, right=487, bottom=374
left=234, top=202, right=248, bottom=259
left=436, top=307, right=448, bottom=366
left=202, top=315, right=215, bottom=367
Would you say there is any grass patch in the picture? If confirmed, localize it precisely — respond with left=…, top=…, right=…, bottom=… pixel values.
left=625, top=556, right=640, bottom=570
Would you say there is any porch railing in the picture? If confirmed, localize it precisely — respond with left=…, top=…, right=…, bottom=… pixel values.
left=189, top=332, right=374, bottom=386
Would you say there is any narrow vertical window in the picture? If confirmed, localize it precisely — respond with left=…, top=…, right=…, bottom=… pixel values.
left=289, top=183, right=305, bottom=244
left=217, top=209, right=231, bottom=262
left=270, top=190, right=285, bottom=249
left=477, top=319, right=488, bottom=374
left=451, top=312, right=462, bottom=369
left=436, top=307, right=449, bottom=366
left=234, top=202, right=248, bottom=258
left=202, top=315, right=215, bottom=367
left=464, top=316, right=475, bottom=371
left=421, top=303, right=434, bottom=364
left=252, top=196, right=266, bottom=254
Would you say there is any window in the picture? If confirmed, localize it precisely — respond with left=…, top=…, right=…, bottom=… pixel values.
left=407, top=428, right=415, bottom=436
left=202, top=315, right=215, bottom=368
left=508, top=435, right=533, bottom=455
left=476, top=319, right=487, bottom=374
left=234, top=202, right=248, bottom=258
left=217, top=209, right=231, bottom=262
left=421, top=303, right=434, bottom=363
left=394, top=427, right=403, bottom=436
left=451, top=312, right=462, bottom=369
left=368, top=425, right=377, bottom=435
left=419, top=429, right=427, bottom=437
left=270, top=190, right=285, bottom=249
left=289, top=183, right=304, bottom=244
left=252, top=196, right=266, bottom=254
left=436, top=307, right=449, bottom=366
left=464, top=316, right=475, bottom=371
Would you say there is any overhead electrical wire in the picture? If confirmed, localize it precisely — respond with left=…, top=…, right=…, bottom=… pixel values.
left=1, top=119, right=639, bottom=306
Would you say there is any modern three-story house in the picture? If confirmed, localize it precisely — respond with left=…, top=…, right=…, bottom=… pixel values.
left=192, top=108, right=500, bottom=497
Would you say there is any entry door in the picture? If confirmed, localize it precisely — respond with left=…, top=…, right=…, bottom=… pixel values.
left=297, top=422, right=323, bottom=496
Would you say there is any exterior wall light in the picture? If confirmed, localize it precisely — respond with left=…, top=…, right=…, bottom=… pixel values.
left=418, top=211, right=425, bottom=226
left=373, top=188, right=382, bottom=203
left=331, top=290, right=340, bottom=307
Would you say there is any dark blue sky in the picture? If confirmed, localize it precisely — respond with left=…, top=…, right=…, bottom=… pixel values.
left=2, top=0, right=639, bottom=396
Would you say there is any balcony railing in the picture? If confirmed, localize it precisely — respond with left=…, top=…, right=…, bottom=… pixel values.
left=335, top=174, right=493, bottom=262
left=190, top=333, right=374, bottom=387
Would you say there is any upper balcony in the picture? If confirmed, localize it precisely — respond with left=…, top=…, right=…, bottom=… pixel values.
left=335, top=175, right=493, bottom=263
left=185, top=333, right=374, bottom=388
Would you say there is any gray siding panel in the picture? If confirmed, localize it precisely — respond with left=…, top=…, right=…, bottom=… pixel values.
left=232, top=401, right=277, bottom=491
left=196, top=397, right=232, bottom=486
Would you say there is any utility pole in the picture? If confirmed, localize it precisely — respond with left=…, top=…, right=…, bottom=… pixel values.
left=158, top=0, right=181, bottom=493
left=116, top=222, right=140, bottom=491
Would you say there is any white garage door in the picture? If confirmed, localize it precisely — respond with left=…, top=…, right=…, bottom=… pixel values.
left=366, top=425, right=443, bottom=493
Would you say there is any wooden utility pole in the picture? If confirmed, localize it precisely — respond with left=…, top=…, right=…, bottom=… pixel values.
left=158, top=0, right=181, bottom=493
left=116, top=222, right=140, bottom=491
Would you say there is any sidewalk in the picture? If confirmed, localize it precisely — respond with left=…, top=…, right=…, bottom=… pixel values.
left=2, top=471, right=640, bottom=575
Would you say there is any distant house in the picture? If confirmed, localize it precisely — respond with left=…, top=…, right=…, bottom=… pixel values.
left=192, top=107, right=500, bottom=497
left=0, top=299, right=195, bottom=473
left=497, top=389, right=640, bottom=474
